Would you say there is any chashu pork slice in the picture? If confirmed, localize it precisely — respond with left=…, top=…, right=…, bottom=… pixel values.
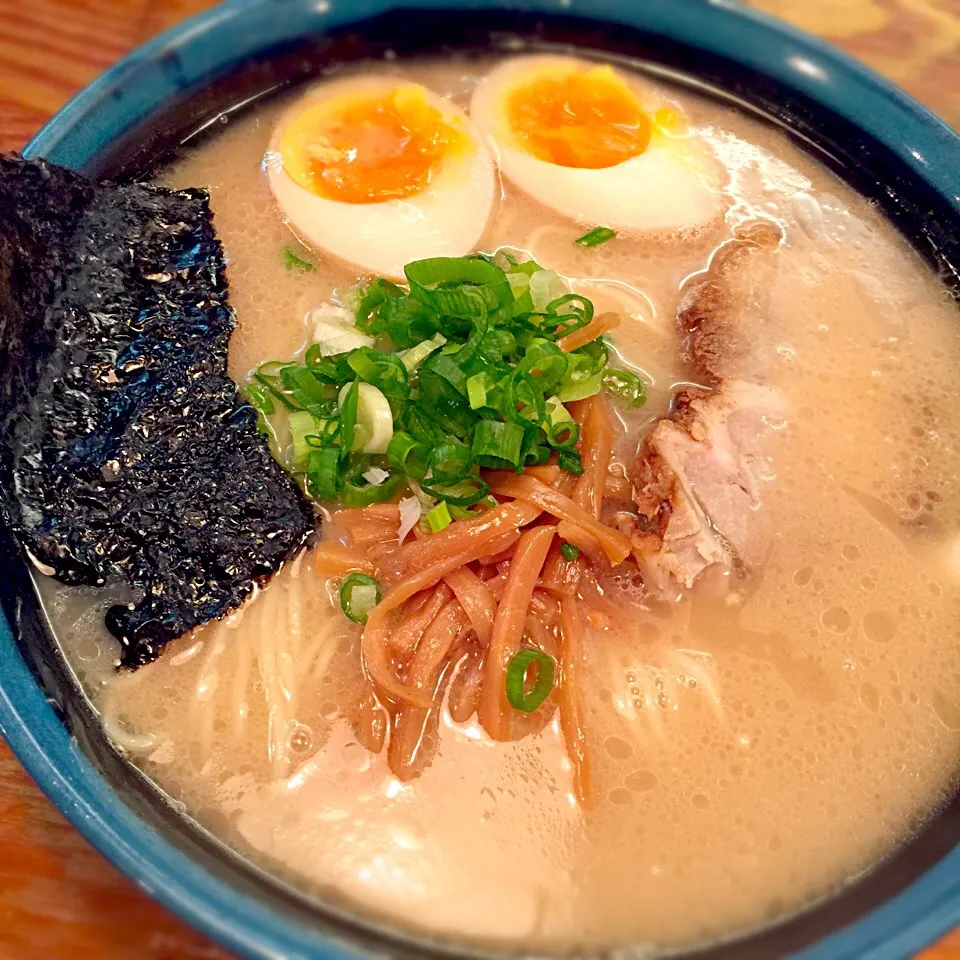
left=629, top=219, right=785, bottom=591
left=630, top=381, right=784, bottom=590
left=677, top=219, right=782, bottom=384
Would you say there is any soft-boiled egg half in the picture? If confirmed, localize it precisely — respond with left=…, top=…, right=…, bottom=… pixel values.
left=268, top=77, right=496, bottom=278
left=470, top=55, right=727, bottom=235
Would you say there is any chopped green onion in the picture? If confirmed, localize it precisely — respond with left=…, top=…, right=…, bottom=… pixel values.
left=425, top=501, right=453, bottom=532
left=547, top=416, right=580, bottom=450
left=502, top=251, right=544, bottom=276
left=387, top=431, right=429, bottom=481
left=311, top=310, right=375, bottom=356
left=428, top=440, right=472, bottom=485
left=450, top=495, right=496, bottom=520
left=354, top=277, right=404, bottom=330
left=405, top=257, right=513, bottom=317
left=347, top=348, right=409, bottom=400
left=505, top=649, right=555, bottom=712
left=339, top=572, right=381, bottom=624
left=420, top=474, right=490, bottom=507
left=558, top=448, right=585, bottom=476
left=603, top=368, right=648, bottom=408
left=506, top=271, right=533, bottom=314
left=253, top=370, right=298, bottom=411
left=400, top=333, right=446, bottom=373
left=556, top=369, right=604, bottom=403
left=306, top=447, right=341, bottom=500
left=281, top=364, right=336, bottom=414
left=538, top=294, right=594, bottom=341
left=246, top=254, right=633, bottom=509
left=471, top=419, right=525, bottom=470
left=529, top=270, right=569, bottom=313
left=574, top=226, right=617, bottom=248
left=518, top=339, right=569, bottom=394
left=560, top=542, right=581, bottom=562
left=503, top=370, right=547, bottom=428
left=246, top=383, right=275, bottom=415
left=342, top=463, right=403, bottom=507
left=419, top=351, right=469, bottom=402
left=466, top=372, right=492, bottom=410
left=288, top=410, right=324, bottom=468
left=283, top=247, right=314, bottom=271
left=337, top=380, right=360, bottom=462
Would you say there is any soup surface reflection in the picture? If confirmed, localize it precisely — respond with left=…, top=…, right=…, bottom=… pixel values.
left=44, top=54, right=960, bottom=954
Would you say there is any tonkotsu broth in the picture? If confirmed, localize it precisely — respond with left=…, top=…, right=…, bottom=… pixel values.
left=43, top=54, right=960, bottom=954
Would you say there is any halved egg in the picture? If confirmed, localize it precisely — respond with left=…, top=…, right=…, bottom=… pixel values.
left=470, top=55, right=727, bottom=235
left=268, top=77, right=496, bottom=278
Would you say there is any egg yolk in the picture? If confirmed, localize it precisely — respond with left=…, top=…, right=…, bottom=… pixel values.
left=279, top=84, right=470, bottom=204
left=505, top=65, right=652, bottom=169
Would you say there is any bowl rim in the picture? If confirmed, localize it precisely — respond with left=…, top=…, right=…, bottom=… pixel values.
left=3, top=1, right=960, bottom=958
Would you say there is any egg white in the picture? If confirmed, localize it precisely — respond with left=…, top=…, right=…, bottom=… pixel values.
left=470, top=55, right=727, bottom=235
left=268, top=77, right=497, bottom=279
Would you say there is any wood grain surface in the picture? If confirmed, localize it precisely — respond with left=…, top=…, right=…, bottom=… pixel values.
left=0, top=1, right=958, bottom=958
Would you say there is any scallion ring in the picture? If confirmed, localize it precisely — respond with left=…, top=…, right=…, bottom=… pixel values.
left=387, top=431, right=429, bottom=481
left=558, top=448, right=585, bottom=476
left=560, top=542, right=581, bottom=562
left=420, top=475, right=490, bottom=507
left=246, top=383, right=275, bottom=415
left=341, top=464, right=403, bottom=507
left=425, top=501, right=453, bottom=532
left=427, top=440, right=472, bottom=486
left=503, top=369, right=547, bottom=428
left=339, top=572, right=381, bottom=624
left=574, top=226, right=617, bottom=247
left=347, top=347, right=409, bottom=400
left=603, top=368, right=648, bottom=408
left=306, top=447, right=341, bottom=501
left=505, top=648, right=555, bottom=712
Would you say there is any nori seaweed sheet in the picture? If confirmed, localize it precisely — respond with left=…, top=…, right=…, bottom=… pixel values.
left=0, top=154, right=315, bottom=667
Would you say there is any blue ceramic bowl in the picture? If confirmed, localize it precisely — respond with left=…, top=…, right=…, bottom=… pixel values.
left=2, top=2, right=959, bottom=958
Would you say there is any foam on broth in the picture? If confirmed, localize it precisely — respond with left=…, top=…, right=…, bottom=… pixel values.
left=41, top=55, right=960, bottom=954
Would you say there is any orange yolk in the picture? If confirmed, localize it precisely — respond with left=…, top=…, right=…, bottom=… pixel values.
left=505, top=65, right=653, bottom=169
left=279, top=84, right=470, bottom=204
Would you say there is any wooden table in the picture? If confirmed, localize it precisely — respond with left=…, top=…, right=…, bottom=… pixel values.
left=0, top=1, right=958, bottom=957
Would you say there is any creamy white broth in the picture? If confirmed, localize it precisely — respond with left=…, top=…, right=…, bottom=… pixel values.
left=42, top=55, right=960, bottom=954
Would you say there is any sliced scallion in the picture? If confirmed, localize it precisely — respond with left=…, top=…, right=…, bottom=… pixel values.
left=574, top=226, right=617, bottom=248
left=247, top=253, right=645, bottom=509
left=449, top=495, right=496, bottom=521
left=466, top=372, right=492, bottom=410
left=339, top=572, right=381, bottom=624
left=288, top=410, right=324, bottom=469
left=471, top=419, right=525, bottom=470
left=405, top=257, right=513, bottom=317
left=347, top=348, right=409, bottom=400
left=306, top=447, right=341, bottom=501
left=400, top=333, right=446, bottom=373
left=558, top=448, right=585, bottom=476
left=505, top=648, right=555, bottom=712
left=425, top=501, right=453, bottom=532
left=342, top=463, right=403, bottom=507
left=603, top=368, right=648, bottom=408
left=428, top=440, right=472, bottom=485
left=387, top=431, right=429, bottom=481
left=420, top=474, right=490, bottom=507
left=246, top=383, right=275, bottom=415
left=283, top=247, right=315, bottom=271
left=560, top=542, right=581, bottom=562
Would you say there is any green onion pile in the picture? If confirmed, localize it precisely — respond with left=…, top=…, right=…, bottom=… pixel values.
left=247, top=253, right=647, bottom=508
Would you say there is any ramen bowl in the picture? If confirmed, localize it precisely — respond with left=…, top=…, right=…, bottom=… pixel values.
left=1, top=1, right=959, bottom=959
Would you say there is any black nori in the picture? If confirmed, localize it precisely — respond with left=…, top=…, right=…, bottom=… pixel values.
left=0, top=154, right=315, bottom=667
